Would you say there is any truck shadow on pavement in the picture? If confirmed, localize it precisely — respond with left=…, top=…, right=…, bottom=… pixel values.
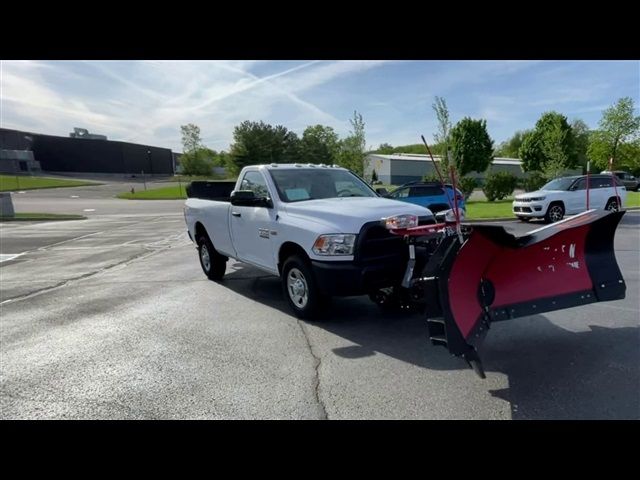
left=223, top=264, right=640, bottom=420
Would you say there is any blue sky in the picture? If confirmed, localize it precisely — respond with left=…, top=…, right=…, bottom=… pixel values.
left=1, top=60, right=638, bottom=152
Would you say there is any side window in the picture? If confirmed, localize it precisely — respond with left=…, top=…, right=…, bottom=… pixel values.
left=409, top=186, right=444, bottom=197
left=593, top=176, right=615, bottom=189
left=240, top=171, right=270, bottom=198
left=573, top=178, right=587, bottom=190
left=392, top=188, right=409, bottom=198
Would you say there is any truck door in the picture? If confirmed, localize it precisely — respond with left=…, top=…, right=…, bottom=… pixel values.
left=230, top=170, right=278, bottom=272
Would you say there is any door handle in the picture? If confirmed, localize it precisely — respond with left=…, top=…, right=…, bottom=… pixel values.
left=231, top=211, right=241, bottom=217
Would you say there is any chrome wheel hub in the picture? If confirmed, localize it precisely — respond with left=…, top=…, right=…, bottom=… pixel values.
left=200, top=244, right=211, bottom=271
left=287, top=268, right=308, bottom=309
left=550, top=206, right=563, bottom=222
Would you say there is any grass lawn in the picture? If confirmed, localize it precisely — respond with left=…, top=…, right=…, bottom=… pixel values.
left=465, top=199, right=514, bottom=219
left=117, top=185, right=187, bottom=200
left=0, top=212, right=87, bottom=221
left=626, top=191, right=639, bottom=208
left=0, top=175, right=99, bottom=192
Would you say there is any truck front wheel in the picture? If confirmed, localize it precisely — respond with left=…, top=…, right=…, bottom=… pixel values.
left=197, top=234, right=226, bottom=281
left=282, top=255, right=325, bottom=319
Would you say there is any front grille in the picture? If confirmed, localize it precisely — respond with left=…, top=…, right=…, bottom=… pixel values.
left=514, top=206, right=532, bottom=213
left=354, top=216, right=434, bottom=265
left=354, top=223, right=405, bottom=265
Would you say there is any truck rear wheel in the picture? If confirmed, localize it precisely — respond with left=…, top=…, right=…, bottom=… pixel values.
left=197, top=234, right=226, bottom=281
left=282, top=255, right=325, bottom=319
left=605, top=197, right=620, bottom=211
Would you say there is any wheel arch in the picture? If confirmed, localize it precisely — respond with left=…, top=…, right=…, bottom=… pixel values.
left=278, top=241, right=309, bottom=275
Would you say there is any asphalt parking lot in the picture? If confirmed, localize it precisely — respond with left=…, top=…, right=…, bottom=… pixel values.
left=1, top=183, right=638, bottom=419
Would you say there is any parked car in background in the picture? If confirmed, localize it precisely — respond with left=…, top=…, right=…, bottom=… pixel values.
left=512, top=174, right=626, bottom=223
left=376, top=181, right=465, bottom=215
left=600, top=170, right=639, bottom=191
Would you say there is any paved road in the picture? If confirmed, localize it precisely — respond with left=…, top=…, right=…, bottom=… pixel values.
left=8, top=179, right=185, bottom=216
left=1, top=186, right=638, bottom=419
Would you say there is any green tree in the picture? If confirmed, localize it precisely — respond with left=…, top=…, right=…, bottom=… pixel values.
left=519, top=112, right=578, bottom=175
left=300, top=125, right=339, bottom=164
left=519, top=131, right=545, bottom=172
left=179, top=124, right=213, bottom=176
left=495, top=130, right=529, bottom=158
left=587, top=97, right=640, bottom=171
left=432, top=96, right=452, bottom=163
left=180, top=150, right=213, bottom=176
left=337, top=111, right=367, bottom=176
left=229, top=121, right=301, bottom=175
left=180, top=124, right=202, bottom=153
left=374, top=143, right=394, bottom=154
left=571, top=119, right=590, bottom=170
left=618, top=141, right=640, bottom=175
left=449, top=117, right=494, bottom=176
left=541, top=121, right=571, bottom=179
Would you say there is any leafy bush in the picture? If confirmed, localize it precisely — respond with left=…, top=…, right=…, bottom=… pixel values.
left=457, top=176, right=477, bottom=200
left=482, top=172, right=518, bottom=202
left=422, top=173, right=441, bottom=183
left=180, top=150, right=213, bottom=176
left=522, top=171, right=548, bottom=192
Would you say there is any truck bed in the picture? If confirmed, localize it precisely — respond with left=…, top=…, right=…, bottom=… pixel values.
left=186, top=181, right=236, bottom=201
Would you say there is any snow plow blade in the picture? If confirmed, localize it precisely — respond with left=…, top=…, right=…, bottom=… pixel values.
left=423, top=210, right=626, bottom=378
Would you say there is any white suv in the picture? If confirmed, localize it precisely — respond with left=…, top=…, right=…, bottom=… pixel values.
left=513, top=174, right=627, bottom=223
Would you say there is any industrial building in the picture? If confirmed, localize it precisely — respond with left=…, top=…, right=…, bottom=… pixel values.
left=0, top=127, right=175, bottom=175
left=364, top=153, right=533, bottom=185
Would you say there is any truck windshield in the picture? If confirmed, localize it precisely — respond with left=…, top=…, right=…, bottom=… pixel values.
left=269, top=168, right=377, bottom=203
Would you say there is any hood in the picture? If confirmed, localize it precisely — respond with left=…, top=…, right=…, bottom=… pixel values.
left=282, top=197, right=433, bottom=233
left=515, top=190, right=548, bottom=200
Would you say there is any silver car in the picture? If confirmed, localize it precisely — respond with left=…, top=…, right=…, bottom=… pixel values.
left=601, top=170, right=639, bottom=191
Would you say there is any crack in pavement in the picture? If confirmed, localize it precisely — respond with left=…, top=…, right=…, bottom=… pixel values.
left=295, top=320, right=328, bottom=420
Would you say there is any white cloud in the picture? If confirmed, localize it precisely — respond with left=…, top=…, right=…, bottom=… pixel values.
left=1, top=60, right=388, bottom=151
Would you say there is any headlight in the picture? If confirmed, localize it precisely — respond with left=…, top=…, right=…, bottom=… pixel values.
left=384, top=214, right=418, bottom=230
left=436, top=208, right=465, bottom=223
left=312, top=234, right=356, bottom=256
left=530, top=196, right=546, bottom=201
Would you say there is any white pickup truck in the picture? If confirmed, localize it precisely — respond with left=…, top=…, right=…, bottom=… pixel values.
left=183, top=164, right=434, bottom=318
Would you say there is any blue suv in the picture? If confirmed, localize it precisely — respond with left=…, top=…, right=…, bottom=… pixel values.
left=377, top=181, right=466, bottom=214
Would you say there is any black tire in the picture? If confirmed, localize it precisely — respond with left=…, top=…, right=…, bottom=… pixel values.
left=544, top=202, right=565, bottom=223
left=605, top=197, right=620, bottom=212
left=281, top=255, right=325, bottom=319
left=369, top=288, right=401, bottom=312
left=196, top=234, right=226, bottom=281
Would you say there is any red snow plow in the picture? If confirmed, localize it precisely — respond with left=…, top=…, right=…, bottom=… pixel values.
left=376, top=209, right=626, bottom=378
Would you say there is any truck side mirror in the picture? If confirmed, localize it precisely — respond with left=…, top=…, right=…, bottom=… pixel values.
left=230, top=190, right=272, bottom=208
left=376, top=187, right=389, bottom=196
